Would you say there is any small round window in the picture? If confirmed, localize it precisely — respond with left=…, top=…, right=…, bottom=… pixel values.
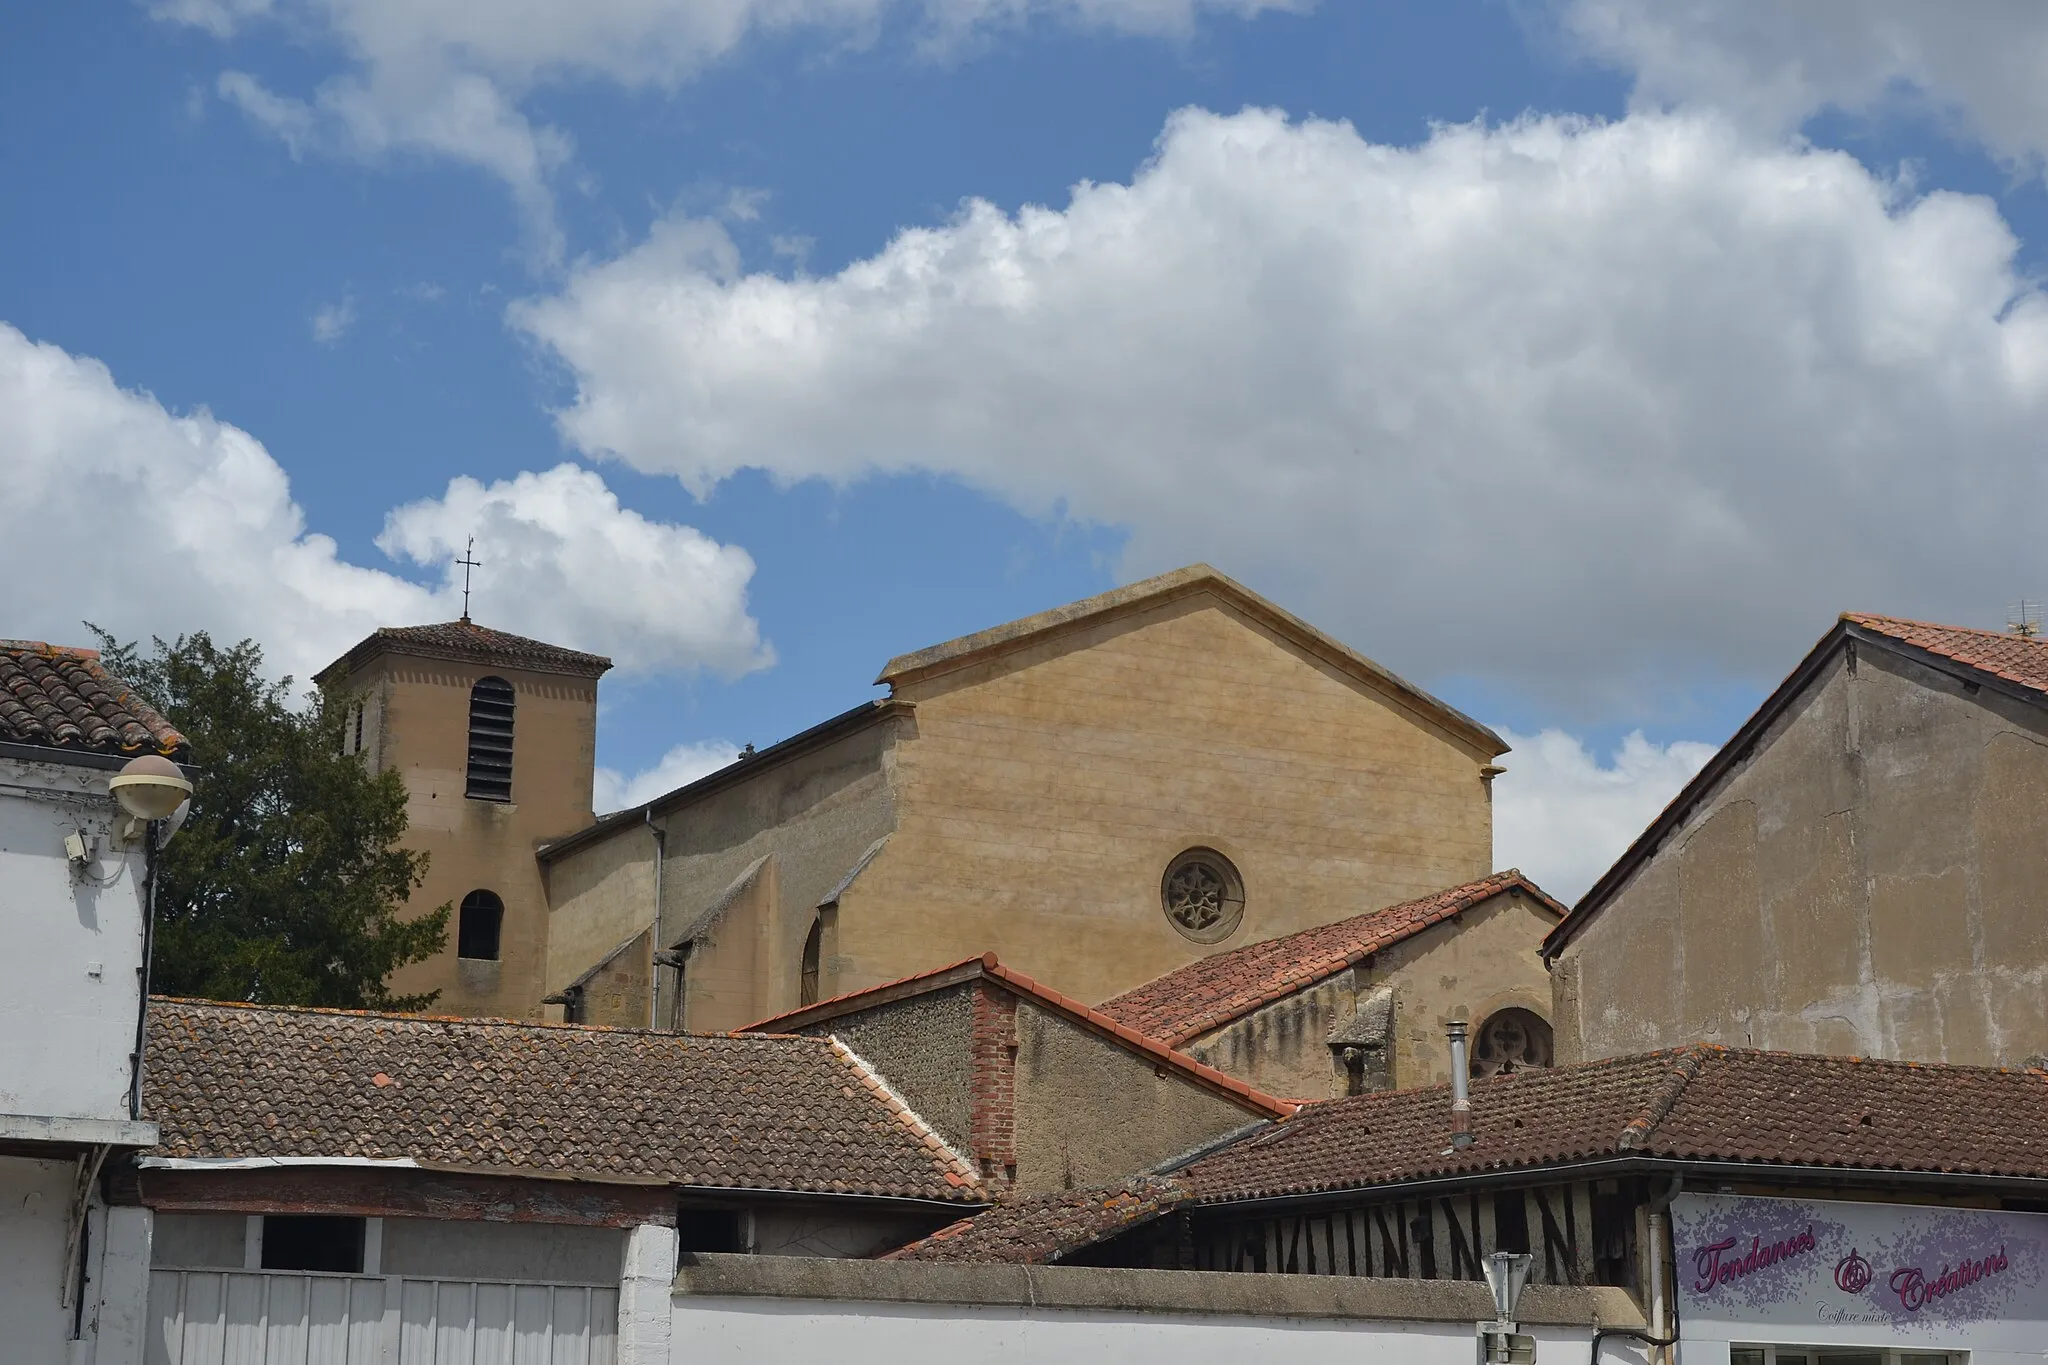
left=1161, top=848, right=1245, bottom=943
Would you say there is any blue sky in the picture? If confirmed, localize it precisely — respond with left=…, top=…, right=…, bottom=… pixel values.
left=7, top=1, right=2048, bottom=895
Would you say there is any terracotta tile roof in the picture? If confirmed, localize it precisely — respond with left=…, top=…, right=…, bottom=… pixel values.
left=0, top=641, right=187, bottom=759
left=144, top=998, right=981, bottom=1202
left=901, top=1047, right=2048, bottom=1262
left=1183, top=1047, right=2048, bottom=1204
left=1097, top=872, right=1565, bottom=1047
left=884, top=1176, right=1194, bottom=1263
left=1842, top=613, right=2048, bottom=695
left=316, top=620, right=612, bottom=683
left=744, top=953, right=1299, bottom=1121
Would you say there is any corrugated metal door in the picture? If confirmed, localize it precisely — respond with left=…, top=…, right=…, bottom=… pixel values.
left=145, top=1269, right=618, bottom=1365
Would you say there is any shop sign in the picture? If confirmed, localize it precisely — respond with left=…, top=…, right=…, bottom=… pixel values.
left=1674, top=1193, right=2048, bottom=1336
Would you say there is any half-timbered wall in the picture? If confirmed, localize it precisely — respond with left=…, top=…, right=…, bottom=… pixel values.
left=1085, top=1179, right=1641, bottom=1293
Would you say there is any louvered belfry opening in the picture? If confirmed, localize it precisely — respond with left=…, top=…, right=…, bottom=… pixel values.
left=465, top=676, right=515, bottom=801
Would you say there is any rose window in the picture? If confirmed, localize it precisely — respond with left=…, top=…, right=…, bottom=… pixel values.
left=1160, top=849, right=1244, bottom=943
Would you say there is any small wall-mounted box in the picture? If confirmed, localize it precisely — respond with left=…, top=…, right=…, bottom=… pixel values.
left=64, top=831, right=93, bottom=865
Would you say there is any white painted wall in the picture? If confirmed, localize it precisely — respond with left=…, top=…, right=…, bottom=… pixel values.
left=0, top=1157, right=81, bottom=1364
left=0, top=754, right=150, bottom=1124
left=667, top=1296, right=1648, bottom=1364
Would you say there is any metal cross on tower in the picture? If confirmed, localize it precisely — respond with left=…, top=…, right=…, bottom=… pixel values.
left=457, top=538, right=482, bottom=622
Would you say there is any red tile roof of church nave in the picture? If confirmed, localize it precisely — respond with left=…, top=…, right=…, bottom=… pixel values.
left=1096, top=870, right=1567, bottom=1048
left=0, top=639, right=187, bottom=759
left=144, top=997, right=981, bottom=1203
left=888, top=1047, right=2048, bottom=1263
left=1842, top=613, right=2048, bottom=697
left=742, top=953, right=1299, bottom=1120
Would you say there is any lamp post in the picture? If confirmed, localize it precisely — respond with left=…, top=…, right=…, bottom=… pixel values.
left=112, top=755, right=193, bottom=1121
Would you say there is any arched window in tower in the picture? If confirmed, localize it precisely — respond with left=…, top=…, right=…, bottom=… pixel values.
left=1470, top=1008, right=1553, bottom=1078
left=799, top=919, right=822, bottom=1007
left=458, top=890, right=504, bottom=961
left=465, top=676, right=515, bottom=801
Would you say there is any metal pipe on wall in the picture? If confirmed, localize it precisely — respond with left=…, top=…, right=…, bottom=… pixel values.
left=645, top=811, right=667, bottom=1030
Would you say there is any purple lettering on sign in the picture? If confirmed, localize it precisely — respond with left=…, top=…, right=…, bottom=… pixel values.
left=1889, top=1246, right=2010, bottom=1312
left=1692, top=1226, right=1819, bottom=1294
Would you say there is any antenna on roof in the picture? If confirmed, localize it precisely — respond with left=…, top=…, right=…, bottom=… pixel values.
left=456, top=537, right=482, bottom=623
left=2009, top=600, right=2041, bottom=638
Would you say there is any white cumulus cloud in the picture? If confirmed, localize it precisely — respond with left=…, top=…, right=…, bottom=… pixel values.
left=592, top=739, right=743, bottom=814
left=514, top=106, right=2048, bottom=706
left=157, top=0, right=1305, bottom=258
left=1492, top=727, right=1717, bottom=903
left=0, top=322, right=769, bottom=684
left=1559, top=0, right=2048, bottom=172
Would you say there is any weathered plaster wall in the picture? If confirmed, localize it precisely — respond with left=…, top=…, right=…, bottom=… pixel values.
left=547, top=717, right=902, bottom=1034
left=1011, top=1001, right=1259, bottom=1196
left=336, top=655, right=601, bottom=1020
left=749, top=1205, right=954, bottom=1259
left=0, top=755, right=148, bottom=1122
left=0, top=1157, right=82, bottom=1363
left=850, top=594, right=1495, bottom=1006
left=803, top=986, right=975, bottom=1155
left=1188, top=890, right=1557, bottom=1099
left=1560, top=646, right=2048, bottom=1067
left=381, top=1218, right=623, bottom=1283
left=153, top=1212, right=246, bottom=1268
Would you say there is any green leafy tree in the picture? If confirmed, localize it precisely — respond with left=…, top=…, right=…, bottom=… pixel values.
left=92, top=629, right=449, bottom=1009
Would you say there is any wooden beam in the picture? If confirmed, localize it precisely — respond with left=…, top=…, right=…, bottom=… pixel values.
left=127, top=1166, right=676, bottom=1228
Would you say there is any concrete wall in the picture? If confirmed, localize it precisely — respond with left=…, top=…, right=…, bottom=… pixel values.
left=852, top=593, right=1495, bottom=1006
left=0, top=754, right=149, bottom=1122
left=667, top=1256, right=1647, bottom=1365
left=547, top=715, right=903, bottom=1034
left=807, top=986, right=975, bottom=1155
left=1188, top=889, right=1557, bottom=1099
left=1559, top=645, right=2048, bottom=1067
left=1010, top=1001, right=1257, bottom=1196
left=335, top=653, right=602, bottom=1020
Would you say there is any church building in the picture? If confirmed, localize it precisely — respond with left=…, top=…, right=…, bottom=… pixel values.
left=317, top=566, right=1543, bottom=1042
left=537, top=565, right=1513, bottom=1033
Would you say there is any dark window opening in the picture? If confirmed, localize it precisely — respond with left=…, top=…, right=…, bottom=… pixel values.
left=261, top=1215, right=366, bottom=1273
left=799, top=919, right=822, bottom=1006
left=459, top=889, right=505, bottom=961
left=560, top=985, right=586, bottom=1024
left=352, top=703, right=365, bottom=755
left=1491, top=1191, right=1531, bottom=1254
left=465, top=676, right=515, bottom=801
left=677, top=1208, right=745, bottom=1254
left=1591, top=1185, right=1637, bottom=1288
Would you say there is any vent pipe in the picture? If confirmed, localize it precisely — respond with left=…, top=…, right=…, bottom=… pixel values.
left=1447, top=1017, right=1474, bottom=1149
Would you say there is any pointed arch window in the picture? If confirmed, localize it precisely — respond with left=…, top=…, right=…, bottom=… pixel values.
left=800, top=919, right=823, bottom=1007
left=465, top=676, right=515, bottom=801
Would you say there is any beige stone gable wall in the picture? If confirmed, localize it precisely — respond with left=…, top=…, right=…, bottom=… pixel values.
left=837, top=591, right=1495, bottom=1005
left=543, top=714, right=904, bottom=1032
left=1010, top=999, right=1264, bottom=1196
left=334, top=654, right=599, bottom=1020
left=1187, top=890, right=1557, bottom=1099
left=1557, top=645, right=2048, bottom=1068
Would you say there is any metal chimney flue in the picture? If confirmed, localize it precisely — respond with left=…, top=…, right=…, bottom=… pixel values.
left=1447, top=1017, right=1474, bottom=1149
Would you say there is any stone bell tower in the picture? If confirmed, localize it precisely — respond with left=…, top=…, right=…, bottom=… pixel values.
left=316, top=620, right=611, bottom=1018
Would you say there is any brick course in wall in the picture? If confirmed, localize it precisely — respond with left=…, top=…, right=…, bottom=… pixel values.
left=969, top=981, right=1018, bottom=1187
